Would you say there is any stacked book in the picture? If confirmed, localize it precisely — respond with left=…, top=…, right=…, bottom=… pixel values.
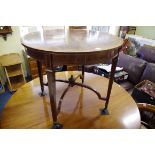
left=95, top=64, right=128, bottom=82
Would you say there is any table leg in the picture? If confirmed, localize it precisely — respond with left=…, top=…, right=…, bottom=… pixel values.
left=101, top=53, right=119, bottom=115
left=46, top=69, right=63, bottom=129
left=37, top=61, right=46, bottom=96
left=81, top=65, right=85, bottom=83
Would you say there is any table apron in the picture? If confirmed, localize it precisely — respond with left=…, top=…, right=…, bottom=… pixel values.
left=26, top=47, right=118, bottom=67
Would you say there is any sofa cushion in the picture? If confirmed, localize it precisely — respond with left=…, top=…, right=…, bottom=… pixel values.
left=136, top=45, right=155, bottom=63
left=117, top=53, right=147, bottom=84
left=140, top=63, right=155, bottom=83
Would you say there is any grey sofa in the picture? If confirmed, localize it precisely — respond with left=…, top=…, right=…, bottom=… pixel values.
left=85, top=45, right=155, bottom=94
left=117, top=45, right=155, bottom=93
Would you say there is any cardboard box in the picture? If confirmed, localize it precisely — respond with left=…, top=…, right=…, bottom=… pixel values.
left=132, top=80, right=155, bottom=105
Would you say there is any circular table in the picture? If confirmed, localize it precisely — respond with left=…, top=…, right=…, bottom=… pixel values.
left=0, top=72, right=141, bottom=129
left=21, top=29, right=124, bottom=128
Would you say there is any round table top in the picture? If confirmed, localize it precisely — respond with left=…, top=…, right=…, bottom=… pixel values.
left=0, top=72, right=141, bottom=129
left=21, top=29, right=123, bottom=54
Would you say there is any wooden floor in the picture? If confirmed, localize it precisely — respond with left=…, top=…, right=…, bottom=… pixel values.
left=0, top=71, right=141, bottom=129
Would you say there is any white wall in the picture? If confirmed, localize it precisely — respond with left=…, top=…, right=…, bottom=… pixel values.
left=135, top=26, right=155, bottom=40
left=0, top=27, right=24, bottom=54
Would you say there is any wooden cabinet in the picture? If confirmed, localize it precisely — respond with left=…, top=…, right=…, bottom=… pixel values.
left=28, top=57, right=46, bottom=79
left=27, top=57, right=69, bottom=78
left=0, top=53, right=26, bottom=92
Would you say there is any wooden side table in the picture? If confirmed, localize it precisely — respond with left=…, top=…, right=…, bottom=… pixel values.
left=21, top=29, right=124, bottom=128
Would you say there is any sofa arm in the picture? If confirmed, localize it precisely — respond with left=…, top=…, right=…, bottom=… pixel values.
left=137, top=103, right=155, bottom=113
left=137, top=103, right=155, bottom=129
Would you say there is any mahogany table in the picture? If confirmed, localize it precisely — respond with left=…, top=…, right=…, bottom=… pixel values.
left=0, top=72, right=141, bottom=129
left=21, top=29, right=124, bottom=128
